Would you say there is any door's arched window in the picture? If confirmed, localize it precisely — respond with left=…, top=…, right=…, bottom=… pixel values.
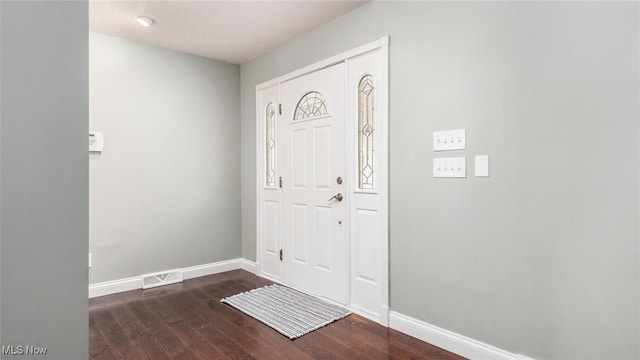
left=293, top=91, right=328, bottom=120
left=265, top=103, right=276, bottom=187
left=358, top=75, right=375, bottom=189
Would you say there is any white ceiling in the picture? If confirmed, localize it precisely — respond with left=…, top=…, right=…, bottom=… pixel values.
left=89, top=1, right=367, bottom=64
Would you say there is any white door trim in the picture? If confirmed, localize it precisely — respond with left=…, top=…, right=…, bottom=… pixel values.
left=255, top=36, right=389, bottom=325
left=256, top=37, right=389, bottom=91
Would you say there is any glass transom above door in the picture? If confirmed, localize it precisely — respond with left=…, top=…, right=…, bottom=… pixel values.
left=293, top=91, right=329, bottom=121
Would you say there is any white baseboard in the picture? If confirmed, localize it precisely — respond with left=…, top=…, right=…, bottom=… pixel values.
left=239, top=258, right=257, bottom=273
left=89, top=276, right=141, bottom=298
left=89, top=258, right=255, bottom=298
left=257, top=271, right=281, bottom=283
left=389, top=311, right=535, bottom=360
left=350, top=304, right=381, bottom=324
left=379, top=305, right=389, bottom=326
left=182, top=258, right=243, bottom=280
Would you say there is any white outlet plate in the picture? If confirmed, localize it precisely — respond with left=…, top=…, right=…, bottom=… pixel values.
left=475, top=155, right=490, bottom=177
left=433, top=129, right=465, bottom=151
left=433, top=157, right=466, bottom=178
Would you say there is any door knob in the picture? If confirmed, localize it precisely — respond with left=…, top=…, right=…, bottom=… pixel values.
left=328, top=193, right=343, bottom=202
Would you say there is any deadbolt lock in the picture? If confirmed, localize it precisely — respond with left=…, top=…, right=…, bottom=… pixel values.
left=336, top=176, right=343, bottom=185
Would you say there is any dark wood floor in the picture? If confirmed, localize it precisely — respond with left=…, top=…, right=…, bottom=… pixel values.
left=90, top=269, right=465, bottom=360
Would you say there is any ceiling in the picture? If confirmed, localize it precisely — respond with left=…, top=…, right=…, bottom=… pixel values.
left=89, top=1, right=367, bottom=64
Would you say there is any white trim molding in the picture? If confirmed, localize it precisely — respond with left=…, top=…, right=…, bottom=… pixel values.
left=89, top=258, right=255, bottom=298
left=256, top=37, right=389, bottom=91
left=88, top=276, right=140, bottom=299
left=239, top=258, right=258, bottom=273
left=350, top=304, right=383, bottom=324
left=182, top=258, right=244, bottom=280
left=389, top=311, right=536, bottom=360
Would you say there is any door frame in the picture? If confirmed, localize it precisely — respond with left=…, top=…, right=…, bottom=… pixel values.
left=255, top=36, right=389, bottom=325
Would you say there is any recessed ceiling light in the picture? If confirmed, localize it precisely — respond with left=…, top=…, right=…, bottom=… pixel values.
left=135, top=16, right=155, bottom=28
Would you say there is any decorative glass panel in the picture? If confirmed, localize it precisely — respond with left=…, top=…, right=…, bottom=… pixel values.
left=358, top=75, right=375, bottom=189
left=265, top=103, right=276, bottom=187
left=293, top=91, right=328, bottom=120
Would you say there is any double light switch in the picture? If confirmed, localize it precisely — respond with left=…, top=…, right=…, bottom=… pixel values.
left=433, top=157, right=466, bottom=178
left=433, top=129, right=466, bottom=178
left=433, top=129, right=465, bottom=151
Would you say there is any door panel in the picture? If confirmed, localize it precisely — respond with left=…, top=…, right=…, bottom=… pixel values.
left=314, top=126, right=332, bottom=189
left=291, top=129, right=307, bottom=188
left=280, top=63, right=346, bottom=304
left=264, top=201, right=279, bottom=254
left=292, top=204, right=308, bottom=264
left=355, top=208, right=378, bottom=283
left=314, top=205, right=332, bottom=270
left=258, top=84, right=281, bottom=280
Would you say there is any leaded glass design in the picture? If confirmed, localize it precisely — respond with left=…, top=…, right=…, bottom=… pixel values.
left=265, top=103, right=276, bottom=187
left=358, top=75, right=375, bottom=189
left=293, top=91, right=328, bottom=120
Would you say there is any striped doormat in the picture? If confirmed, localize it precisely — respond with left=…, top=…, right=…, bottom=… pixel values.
left=221, top=284, right=351, bottom=339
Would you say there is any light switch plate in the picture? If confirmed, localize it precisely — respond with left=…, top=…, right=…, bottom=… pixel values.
left=475, top=155, right=489, bottom=177
left=433, top=157, right=466, bottom=178
left=89, top=132, right=104, bottom=152
left=433, top=129, right=465, bottom=151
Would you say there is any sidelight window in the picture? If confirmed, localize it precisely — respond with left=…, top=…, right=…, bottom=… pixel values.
left=266, top=103, right=276, bottom=187
left=358, top=75, right=375, bottom=190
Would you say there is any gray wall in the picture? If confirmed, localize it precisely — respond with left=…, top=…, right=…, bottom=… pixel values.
left=240, top=2, right=639, bottom=359
left=89, top=33, right=241, bottom=284
left=0, top=0, right=3, bottom=347
left=1, top=1, right=89, bottom=359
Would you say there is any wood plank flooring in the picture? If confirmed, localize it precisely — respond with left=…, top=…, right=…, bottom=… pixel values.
left=89, top=270, right=465, bottom=360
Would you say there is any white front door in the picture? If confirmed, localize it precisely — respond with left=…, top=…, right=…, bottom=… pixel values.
left=280, top=63, right=347, bottom=304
